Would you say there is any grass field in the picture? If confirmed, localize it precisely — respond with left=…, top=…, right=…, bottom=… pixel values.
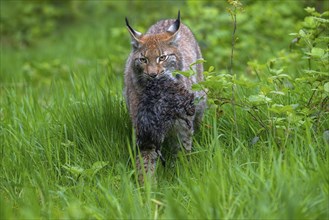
left=1, top=1, right=328, bottom=219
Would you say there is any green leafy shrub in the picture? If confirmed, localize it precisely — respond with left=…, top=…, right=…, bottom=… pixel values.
left=181, top=0, right=306, bottom=73
left=195, top=5, right=329, bottom=147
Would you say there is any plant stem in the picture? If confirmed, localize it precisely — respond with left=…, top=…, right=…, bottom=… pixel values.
left=229, top=11, right=239, bottom=138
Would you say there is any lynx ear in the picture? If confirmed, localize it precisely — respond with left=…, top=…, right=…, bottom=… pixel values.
left=125, top=17, right=143, bottom=49
left=166, top=10, right=181, bottom=42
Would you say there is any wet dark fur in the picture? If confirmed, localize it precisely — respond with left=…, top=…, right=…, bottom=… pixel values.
left=136, top=76, right=195, bottom=152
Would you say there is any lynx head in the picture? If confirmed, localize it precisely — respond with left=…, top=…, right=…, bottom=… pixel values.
left=125, top=11, right=182, bottom=80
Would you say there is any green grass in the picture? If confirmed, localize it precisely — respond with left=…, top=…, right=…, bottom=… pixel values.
left=1, top=2, right=328, bottom=219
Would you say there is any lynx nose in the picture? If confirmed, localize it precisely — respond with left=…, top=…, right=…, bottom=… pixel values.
left=149, top=72, right=157, bottom=78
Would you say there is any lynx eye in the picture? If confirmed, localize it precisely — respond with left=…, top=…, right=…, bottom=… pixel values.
left=157, top=55, right=168, bottom=62
left=139, top=57, right=148, bottom=64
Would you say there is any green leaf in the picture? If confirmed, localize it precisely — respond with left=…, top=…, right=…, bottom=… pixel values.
left=289, top=32, right=298, bottom=36
left=234, top=79, right=256, bottom=88
left=268, top=104, right=295, bottom=114
left=269, top=68, right=284, bottom=75
left=304, top=7, right=315, bottom=14
left=309, top=47, right=325, bottom=58
left=270, top=91, right=285, bottom=96
left=324, top=82, right=329, bottom=93
left=268, top=74, right=292, bottom=81
left=91, top=161, right=109, bottom=170
left=248, top=95, right=272, bottom=105
left=192, top=83, right=203, bottom=91
left=303, top=16, right=317, bottom=29
left=173, top=70, right=193, bottom=77
left=62, top=165, right=84, bottom=176
left=313, top=17, right=329, bottom=23
left=303, top=69, right=329, bottom=77
left=299, top=29, right=307, bottom=37
left=190, top=59, right=206, bottom=68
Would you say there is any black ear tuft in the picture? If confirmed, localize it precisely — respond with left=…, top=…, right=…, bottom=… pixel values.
left=125, top=17, right=143, bottom=49
left=125, top=17, right=141, bottom=37
left=167, top=10, right=181, bottom=34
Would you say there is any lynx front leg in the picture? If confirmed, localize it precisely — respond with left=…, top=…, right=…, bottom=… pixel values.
left=177, top=117, right=194, bottom=152
left=136, top=148, right=158, bottom=184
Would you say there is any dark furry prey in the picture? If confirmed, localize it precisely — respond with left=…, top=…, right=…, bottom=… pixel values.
left=136, top=75, right=195, bottom=165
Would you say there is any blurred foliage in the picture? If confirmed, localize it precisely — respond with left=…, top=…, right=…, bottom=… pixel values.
left=1, top=0, right=73, bottom=46
left=0, top=0, right=183, bottom=46
left=22, top=59, right=70, bottom=85
left=2, top=0, right=328, bottom=70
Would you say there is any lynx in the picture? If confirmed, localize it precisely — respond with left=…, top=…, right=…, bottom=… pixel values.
left=124, top=11, right=206, bottom=182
